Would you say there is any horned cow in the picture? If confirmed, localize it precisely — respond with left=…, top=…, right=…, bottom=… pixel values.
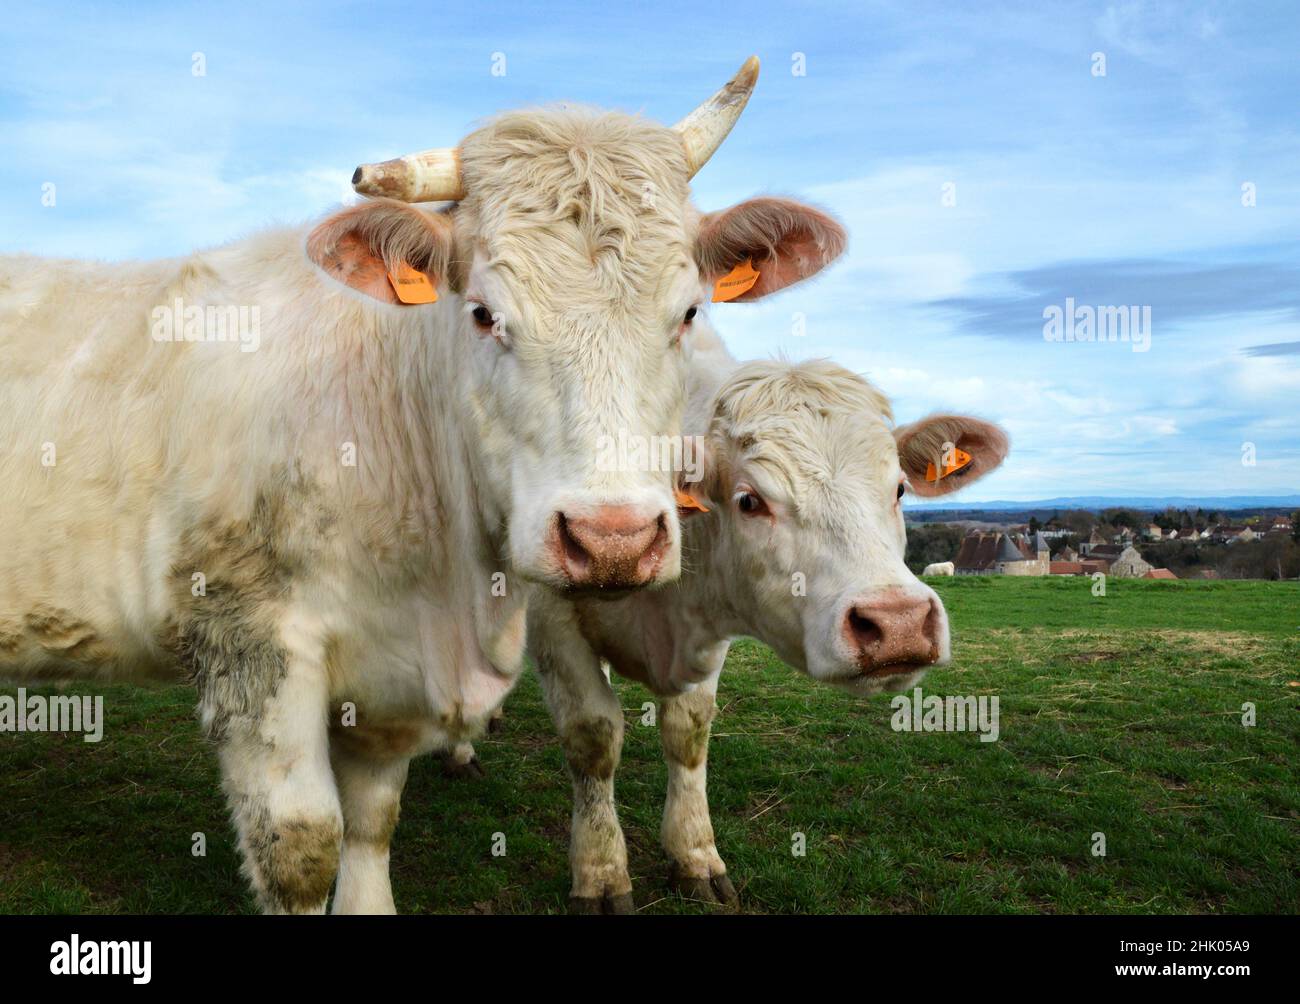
left=0, top=58, right=847, bottom=913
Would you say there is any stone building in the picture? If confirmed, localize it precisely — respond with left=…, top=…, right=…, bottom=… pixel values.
left=1108, top=545, right=1153, bottom=578
left=954, top=531, right=1048, bottom=576
left=1079, top=528, right=1107, bottom=555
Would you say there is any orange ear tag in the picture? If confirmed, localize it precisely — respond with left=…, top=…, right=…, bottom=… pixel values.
left=387, top=262, right=438, bottom=304
left=711, top=258, right=760, bottom=303
left=925, top=447, right=972, bottom=482
left=674, top=487, right=710, bottom=513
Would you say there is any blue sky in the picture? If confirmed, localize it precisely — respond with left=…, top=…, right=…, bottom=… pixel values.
left=2, top=1, right=1297, bottom=501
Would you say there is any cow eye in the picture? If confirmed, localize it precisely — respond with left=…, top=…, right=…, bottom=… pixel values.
left=735, top=490, right=767, bottom=516
left=471, top=304, right=494, bottom=329
left=897, top=482, right=906, bottom=500
left=684, top=305, right=698, bottom=325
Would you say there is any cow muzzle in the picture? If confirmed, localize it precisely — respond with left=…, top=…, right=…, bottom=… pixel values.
left=549, top=505, right=671, bottom=592
left=841, top=587, right=944, bottom=676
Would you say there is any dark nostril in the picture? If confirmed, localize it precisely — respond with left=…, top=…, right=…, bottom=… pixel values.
left=646, top=513, right=669, bottom=554
left=556, top=514, right=590, bottom=573
left=848, top=607, right=882, bottom=650
left=923, top=600, right=939, bottom=646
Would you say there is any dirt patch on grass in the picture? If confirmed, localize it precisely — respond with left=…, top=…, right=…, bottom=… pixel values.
left=1068, top=650, right=1122, bottom=664
left=0, top=843, right=36, bottom=873
left=1055, top=628, right=1271, bottom=657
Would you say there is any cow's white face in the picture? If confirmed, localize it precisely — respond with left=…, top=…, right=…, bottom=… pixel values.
left=310, top=112, right=849, bottom=596
left=455, top=242, right=700, bottom=594
left=444, top=111, right=731, bottom=593
left=689, top=361, right=1007, bottom=695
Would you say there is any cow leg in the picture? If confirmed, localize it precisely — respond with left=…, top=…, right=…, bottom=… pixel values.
left=659, top=673, right=737, bottom=908
left=329, top=743, right=410, bottom=914
left=535, top=636, right=632, bottom=915
left=212, top=633, right=342, bottom=915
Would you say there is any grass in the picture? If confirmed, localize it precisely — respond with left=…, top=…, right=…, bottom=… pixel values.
left=1, top=577, right=1297, bottom=914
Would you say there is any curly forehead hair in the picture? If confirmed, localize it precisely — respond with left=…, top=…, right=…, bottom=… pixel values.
left=707, top=359, right=895, bottom=506
left=456, top=107, right=695, bottom=302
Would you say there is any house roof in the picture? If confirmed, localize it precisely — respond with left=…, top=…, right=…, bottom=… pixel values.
left=1050, top=561, right=1084, bottom=575
left=955, top=532, right=1029, bottom=570
left=1143, top=568, right=1178, bottom=579
left=998, top=535, right=1028, bottom=562
left=954, top=533, right=998, bottom=570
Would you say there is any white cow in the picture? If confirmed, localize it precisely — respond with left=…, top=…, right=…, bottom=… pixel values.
left=922, top=561, right=955, bottom=576
left=527, top=325, right=1008, bottom=912
left=0, top=59, right=848, bottom=913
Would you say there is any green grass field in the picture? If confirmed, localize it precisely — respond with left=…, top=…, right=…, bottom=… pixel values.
left=2, top=577, right=1297, bottom=914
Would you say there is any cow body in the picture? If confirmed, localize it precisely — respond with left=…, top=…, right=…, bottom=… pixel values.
left=0, top=108, right=700, bottom=914
left=922, top=561, right=955, bottom=576
left=0, top=235, right=523, bottom=721
left=0, top=224, right=556, bottom=912
left=524, top=325, right=1009, bottom=911
left=1, top=58, right=858, bottom=912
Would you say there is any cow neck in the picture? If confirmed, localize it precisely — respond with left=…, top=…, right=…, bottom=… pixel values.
left=672, top=512, right=750, bottom=645
left=329, top=300, right=507, bottom=576
left=357, top=301, right=528, bottom=676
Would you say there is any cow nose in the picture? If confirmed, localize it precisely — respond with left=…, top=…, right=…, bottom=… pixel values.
left=843, top=589, right=941, bottom=671
left=553, top=506, right=669, bottom=590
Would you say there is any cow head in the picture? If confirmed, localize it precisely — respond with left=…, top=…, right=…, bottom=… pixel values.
left=307, top=58, right=846, bottom=594
left=681, top=360, right=1007, bottom=694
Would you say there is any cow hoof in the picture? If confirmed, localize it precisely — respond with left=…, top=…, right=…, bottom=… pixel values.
left=487, top=714, right=505, bottom=734
left=568, top=891, right=636, bottom=915
left=442, top=755, right=486, bottom=780
left=670, top=865, right=739, bottom=909
left=710, top=874, right=739, bottom=906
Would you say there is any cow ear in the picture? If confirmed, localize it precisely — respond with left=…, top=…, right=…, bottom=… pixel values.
left=696, top=197, right=846, bottom=301
left=675, top=438, right=716, bottom=519
left=895, top=414, right=1009, bottom=498
left=307, top=198, right=455, bottom=305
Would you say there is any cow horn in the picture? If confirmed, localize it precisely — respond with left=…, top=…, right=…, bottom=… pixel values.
left=672, top=55, right=760, bottom=179
left=351, top=55, right=759, bottom=200
left=352, top=147, right=465, bottom=203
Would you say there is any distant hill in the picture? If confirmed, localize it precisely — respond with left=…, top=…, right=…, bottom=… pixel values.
left=909, top=495, right=1300, bottom=511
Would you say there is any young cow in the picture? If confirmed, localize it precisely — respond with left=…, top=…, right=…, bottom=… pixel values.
left=522, top=324, right=1008, bottom=912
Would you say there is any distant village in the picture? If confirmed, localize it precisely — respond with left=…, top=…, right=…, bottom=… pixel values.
left=935, top=512, right=1297, bottom=580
